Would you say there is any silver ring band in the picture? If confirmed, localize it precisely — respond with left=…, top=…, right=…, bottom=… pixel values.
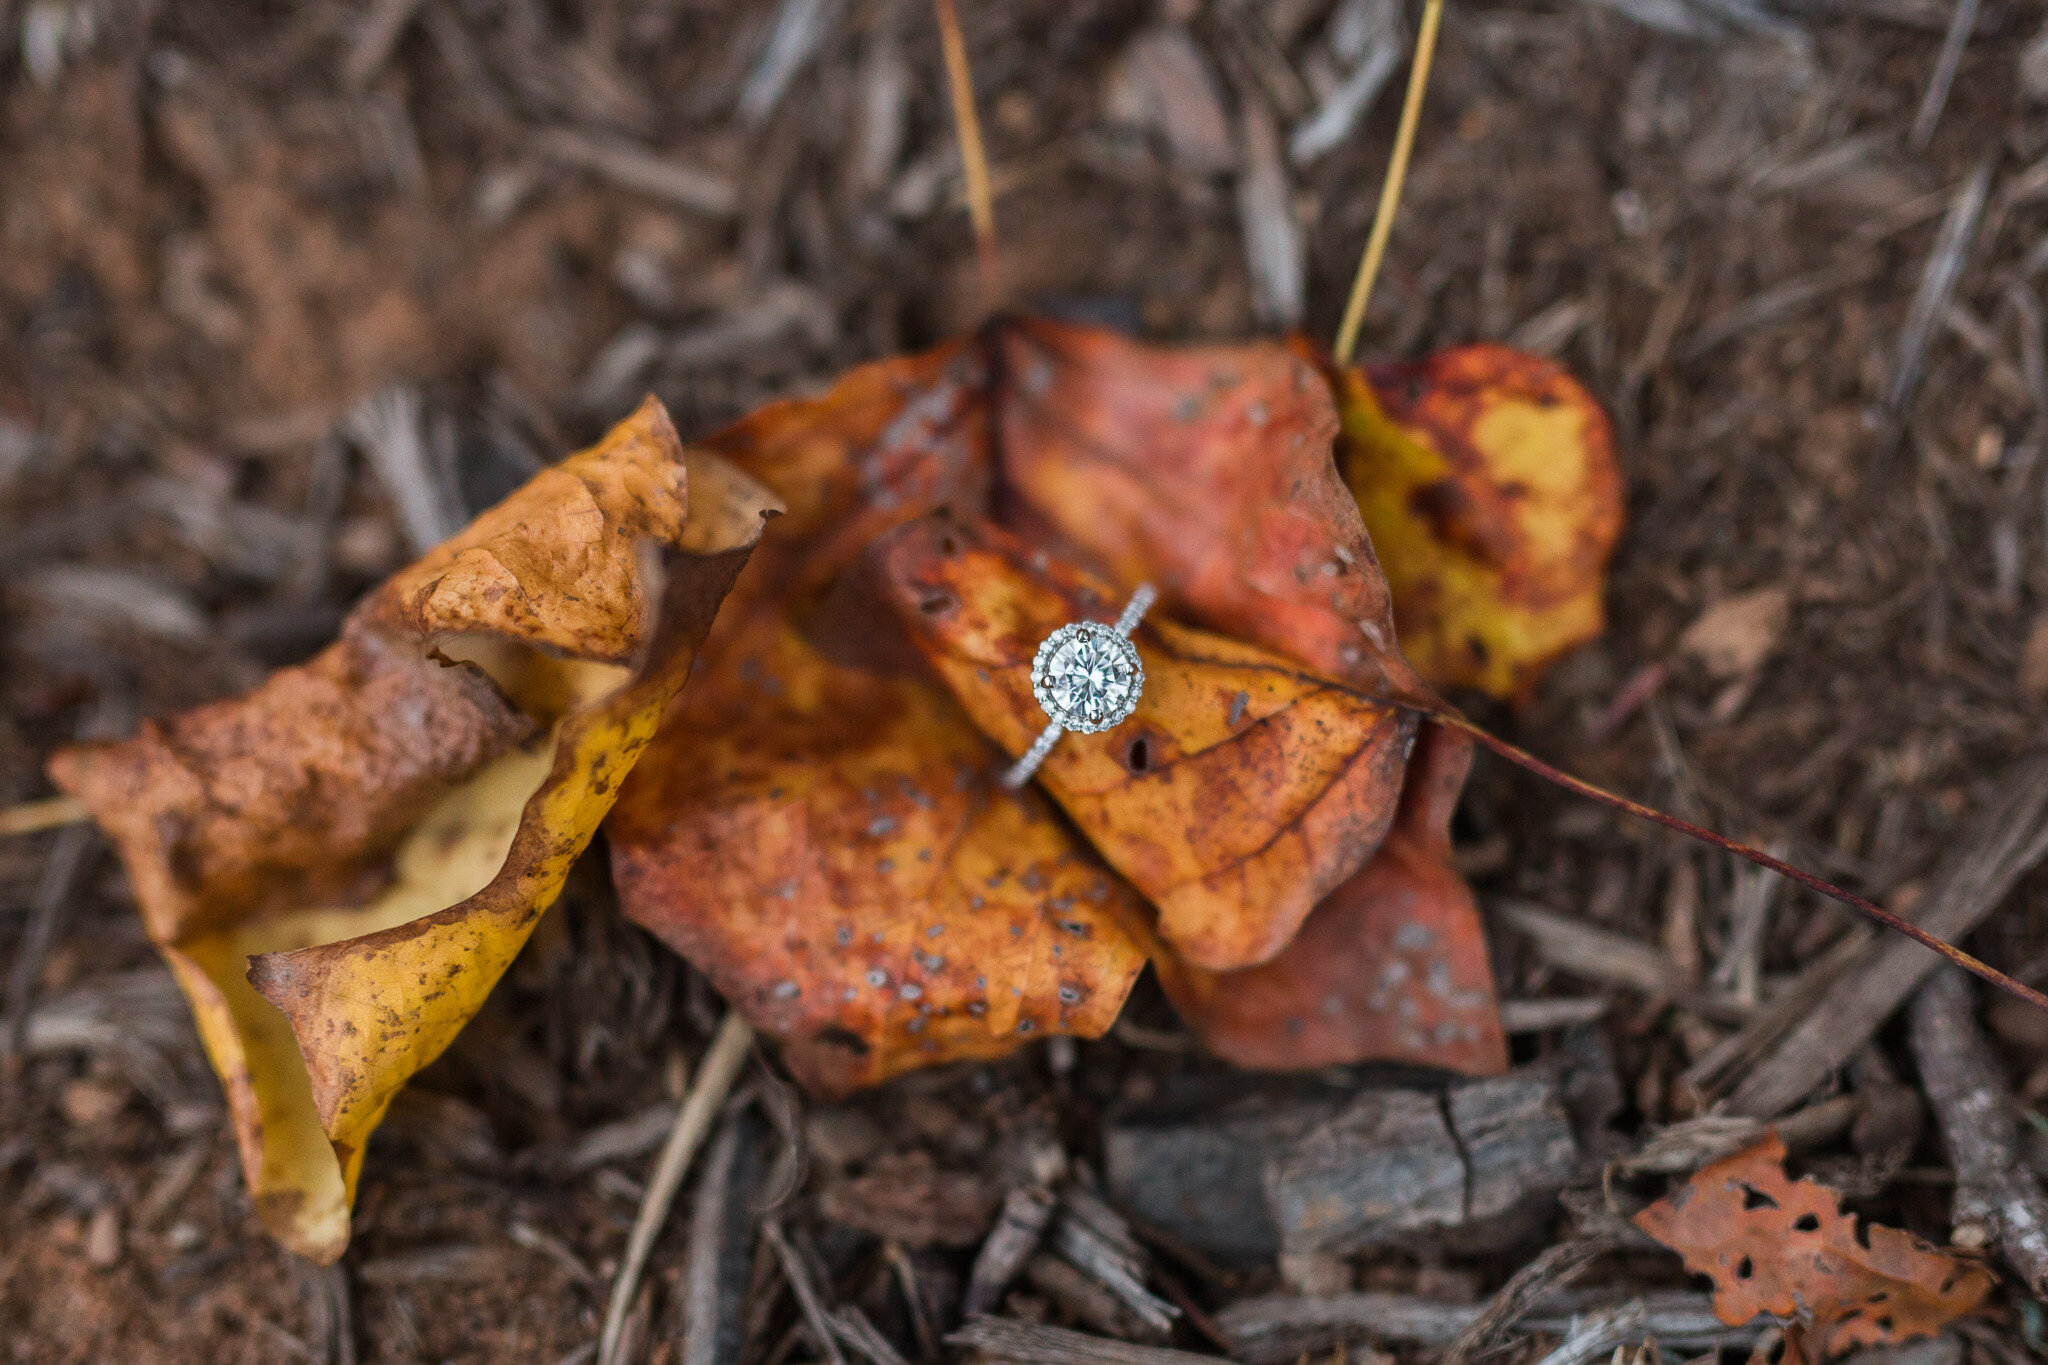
left=1000, top=583, right=1157, bottom=790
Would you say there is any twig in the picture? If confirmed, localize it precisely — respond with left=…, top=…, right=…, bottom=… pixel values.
left=530, top=128, right=740, bottom=218
left=764, top=1220, right=849, bottom=1365
left=683, top=1114, right=758, bottom=1365
left=830, top=1305, right=914, bottom=1365
left=0, top=794, right=88, bottom=839
left=1332, top=0, right=1446, bottom=365
left=1443, top=1238, right=1612, bottom=1365
left=342, top=0, right=426, bottom=88
left=965, top=1184, right=1056, bottom=1316
left=1, top=825, right=95, bottom=1059
left=1909, top=968, right=2048, bottom=1293
left=1887, top=156, right=1996, bottom=419
left=597, top=1012, right=754, bottom=1365
left=1434, top=714, right=2048, bottom=1017
left=931, top=0, right=996, bottom=277
left=739, top=0, right=846, bottom=127
left=1909, top=0, right=1982, bottom=148
left=1724, top=754, right=2048, bottom=1116
left=946, top=1318, right=1217, bottom=1365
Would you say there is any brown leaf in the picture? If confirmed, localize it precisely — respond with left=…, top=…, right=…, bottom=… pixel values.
left=51, top=400, right=777, bottom=1260
left=873, top=513, right=1411, bottom=972
left=1330, top=343, right=1624, bottom=702
left=1144, top=721, right=1507, bottom=1073
left=1633, top=1133, right=1994, bottom=1355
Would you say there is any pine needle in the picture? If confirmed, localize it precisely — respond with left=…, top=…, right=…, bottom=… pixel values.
left=1332, top=0, right=1446, bottom=367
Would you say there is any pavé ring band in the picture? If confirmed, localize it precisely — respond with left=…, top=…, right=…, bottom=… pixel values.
left=999, top=583, right=1157, bottom=790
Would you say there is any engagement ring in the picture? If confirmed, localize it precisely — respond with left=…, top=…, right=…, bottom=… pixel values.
left=999, top=583, right=1157, bottom=789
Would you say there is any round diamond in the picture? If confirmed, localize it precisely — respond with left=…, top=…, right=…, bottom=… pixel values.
left=1031, top=623, right=1143, bottom=733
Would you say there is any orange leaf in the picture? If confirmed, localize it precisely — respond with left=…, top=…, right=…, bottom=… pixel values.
left=1633, top=1133, right=1994, bottom=1356
left=606, top=603, right=1145, bottom=1097
left=872, top=513, right=1411, bottom=972
left=994, top=317, right=1434, bottom=707
left=1328, top=343, right=1623, bottom=701
left=1144, top=722, right=1507, bottom=1073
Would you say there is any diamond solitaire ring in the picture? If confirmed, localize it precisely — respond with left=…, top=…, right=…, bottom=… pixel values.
left=999, top=583, right=1157, bottom=790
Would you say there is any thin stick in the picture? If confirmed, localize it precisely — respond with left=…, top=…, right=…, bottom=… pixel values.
left=1332, top=0, right=1446, bottom=366
left=597, top=1011, right=755, bottom=1365
left=0, top=794, right=88, bottom=839
left=932, top=0, right=996, bottom=280
left=1429, top=711, right=2048, bottom=1013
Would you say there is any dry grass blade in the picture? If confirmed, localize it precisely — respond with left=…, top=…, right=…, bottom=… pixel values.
left=596, top=1012, right=755, bottom=1365
left=932, top=0, right=996, bottom=273
left=1332, top=0, right=1446, bottom=365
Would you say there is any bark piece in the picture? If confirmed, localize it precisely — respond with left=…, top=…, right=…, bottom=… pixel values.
left=1909, top=967, right=2048, bottom=1293
left=1106, top=1061, right=1583, bottom=1265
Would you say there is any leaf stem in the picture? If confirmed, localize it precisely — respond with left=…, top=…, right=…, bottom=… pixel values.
left=933, top=0, right=997, bottom=280
left=1332, top=0, right=1446, bottom=366
left=1427, top=710, right=2048, bottom=1014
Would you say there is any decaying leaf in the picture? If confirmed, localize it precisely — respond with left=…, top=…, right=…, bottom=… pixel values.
left=49, top=400, right=778, bottom=1260
left=874, top=513, right=1412, bottom=972
left=1328, top=343, right=1622, bottom=701
left=1633, top=1133, right=1994, bottom=1355
left=1143, top=722, right=1507, bottom=1073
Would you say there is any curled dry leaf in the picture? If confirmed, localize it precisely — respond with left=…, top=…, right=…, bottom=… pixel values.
left=1143, top=721, right=1507, bottom=1073
left=874, top=513, right=1411, bottom=973
left=1632, top=1133, right=1994, bottom=1355
left=1325, top=343, right=1622, bottom=702
left=49, top=400, right=778, bottom=1260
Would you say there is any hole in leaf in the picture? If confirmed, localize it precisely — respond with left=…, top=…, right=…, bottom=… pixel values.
left=1125, top=735, right=1152, bottom=774
left=1739, top=1183, right=1779, bottom=1211
left=1793, top=1213, right=1820, bottom=1232
left=1735, top=1256, right=1753, bottom=1280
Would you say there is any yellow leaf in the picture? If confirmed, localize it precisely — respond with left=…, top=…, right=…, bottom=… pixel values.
left=1328, top=343, right=1623, bottom=702
left=49, top=400, right=778, bottom=1260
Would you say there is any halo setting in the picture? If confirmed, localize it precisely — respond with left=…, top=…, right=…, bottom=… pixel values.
left=1000, top=582, right=1157, bottom=789
left=1031, top=623, right=1144, bottom=733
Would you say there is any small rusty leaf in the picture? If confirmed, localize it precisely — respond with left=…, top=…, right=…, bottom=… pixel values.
left=1633, top=1132, right=1994, bottom=1355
